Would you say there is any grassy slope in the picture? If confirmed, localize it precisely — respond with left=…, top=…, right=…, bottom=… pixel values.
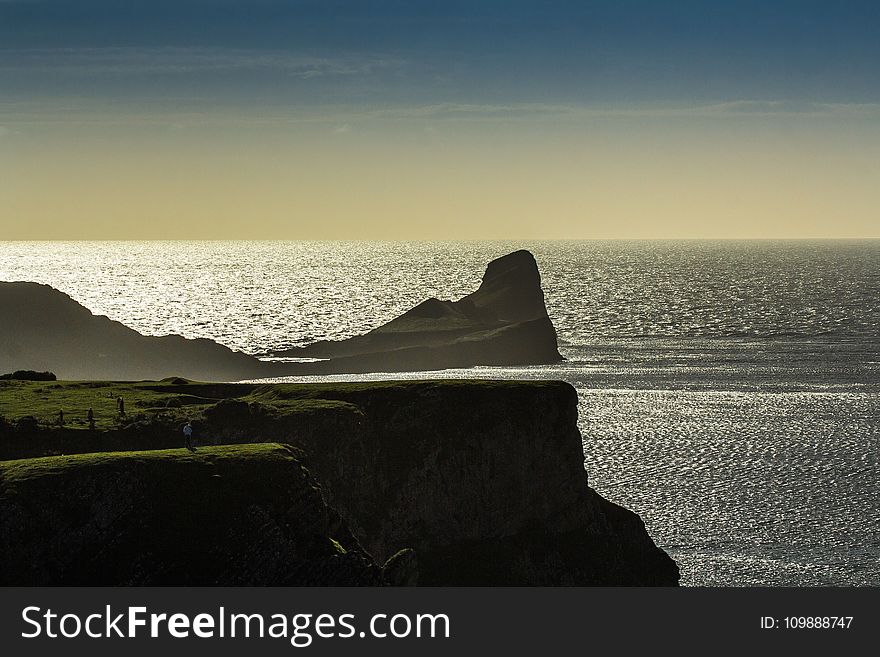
left=0, top=442, right=293, bottom=475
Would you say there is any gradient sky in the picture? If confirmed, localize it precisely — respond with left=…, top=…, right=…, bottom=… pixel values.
left=1, top=0, right=879, bottom=239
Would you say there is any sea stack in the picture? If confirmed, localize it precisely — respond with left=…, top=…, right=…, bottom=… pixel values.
left=274, top=249, right=564, bottom=372
left=465, top=249, right=550, bottom=322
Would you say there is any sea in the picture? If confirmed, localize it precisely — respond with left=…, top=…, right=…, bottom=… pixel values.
left=1, top=240, right=878, bottom=586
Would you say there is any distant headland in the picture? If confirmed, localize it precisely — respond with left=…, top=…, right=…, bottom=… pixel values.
left=0, top=250, right=561, bottom=381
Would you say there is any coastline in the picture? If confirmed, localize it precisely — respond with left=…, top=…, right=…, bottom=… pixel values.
left=0, top=378, right=679, bottom=586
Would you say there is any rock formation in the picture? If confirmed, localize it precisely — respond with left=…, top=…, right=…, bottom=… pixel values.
left=0, top=254, right=678, bottom=586
left=0, top=444, right=384, bottom=585
left=0, top=250, right=562, bottom=380
left=271, top=249, right=563, bottom=372
left=0, top=282, right=285, bottom=381
left=260, top=380, right=678, bottom=585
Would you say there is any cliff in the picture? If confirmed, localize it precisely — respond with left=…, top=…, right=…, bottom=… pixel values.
left=259, top=381, right=677, bottom=585
left=0, top=444, right=385, bottom=585
left=0, top=379, right=679, bottom=586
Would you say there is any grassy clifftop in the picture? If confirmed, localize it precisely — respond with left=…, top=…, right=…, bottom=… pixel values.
left=1, top=442, right=290, bottom=480
left=0, top=378, right=254, bottom=432
left=0, top=378, right=564, bottom=461
left=0, top=377, right=559, bottom=430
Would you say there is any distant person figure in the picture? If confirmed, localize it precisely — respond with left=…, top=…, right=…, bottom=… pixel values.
left=57, top=409, right=64, bottom=426
left=117, top=396, right=125, bottom=416
left=87, top=407, right=95, bottom=431
left=183, top=421, right=196, bottom=452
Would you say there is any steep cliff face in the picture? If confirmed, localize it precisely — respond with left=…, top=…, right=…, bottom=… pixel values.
left=0, top=380, right=680, bottom=586
left=0, top=444, right=383, bottom=585
left=274, top=381, right=680, bottom=585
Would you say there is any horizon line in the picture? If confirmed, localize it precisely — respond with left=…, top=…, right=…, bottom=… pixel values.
left=3, top=237, right=880, bottom=243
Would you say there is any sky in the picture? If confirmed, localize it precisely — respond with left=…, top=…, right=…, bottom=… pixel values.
left=1, top=0, right=879, bottom=239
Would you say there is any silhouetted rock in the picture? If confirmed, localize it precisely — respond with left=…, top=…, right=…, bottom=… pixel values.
left=0, top=282, right=287, bottom=381
left=273, top=250, right=563, bottom=372
left=281, top=380, right=679, bottom=585
left=1, top=250, right=561, bottom=380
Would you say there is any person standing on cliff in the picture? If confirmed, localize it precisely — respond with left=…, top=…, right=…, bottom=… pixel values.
left=183, top=421, right=195, bottom=452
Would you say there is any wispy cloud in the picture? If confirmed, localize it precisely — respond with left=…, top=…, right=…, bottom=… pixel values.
left=3, top=98, right=879, bottom=129
left=363, top=100, right=880, bottom=121
left=0, top=47, right=401, bottom=78
left=680, top=100, right=880, bottom=118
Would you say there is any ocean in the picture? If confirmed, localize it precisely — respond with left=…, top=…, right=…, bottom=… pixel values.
left=1, top=240, right=878, bottom=586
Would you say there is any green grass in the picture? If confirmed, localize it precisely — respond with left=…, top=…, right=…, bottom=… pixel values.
left=0, top=377, right=563, bottom=431
left=248, top=378, right=561, bottom=400
left=0, top=379, right=219, bottom=430
left=0, top=442, right=293, bottom=481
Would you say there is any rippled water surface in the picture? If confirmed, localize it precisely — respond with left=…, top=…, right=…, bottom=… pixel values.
left=2, top=240, right=878, bottom=585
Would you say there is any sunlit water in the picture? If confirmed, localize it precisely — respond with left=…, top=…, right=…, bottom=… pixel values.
left=2, top=240, right=878, bottom=586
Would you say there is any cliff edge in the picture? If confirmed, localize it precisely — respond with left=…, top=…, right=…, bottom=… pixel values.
left=0, top=379, right=679, bottom=586
left=0, top=444, right=384, bottom=585
left=265, top=380, right=678, bottom=585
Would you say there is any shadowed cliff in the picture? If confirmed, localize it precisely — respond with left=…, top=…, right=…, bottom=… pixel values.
left=0, top=379, right=679, bottom=586
left=0, top=444, right=385, bottom=585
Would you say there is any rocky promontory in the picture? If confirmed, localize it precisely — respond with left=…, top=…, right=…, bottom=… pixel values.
left=0, top=379, right=679, bottom=586
left=0, top=282, right=285, bottom=382
left=0, top=251, right=678, bottom=586
left=269, top=249, right=563, bottom=372
left=0, top=250, right=562, bottom=381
